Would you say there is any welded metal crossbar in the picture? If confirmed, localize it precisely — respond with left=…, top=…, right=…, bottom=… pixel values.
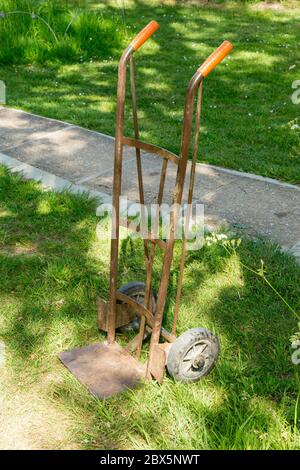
left=122, top=137, right=179, bottom=165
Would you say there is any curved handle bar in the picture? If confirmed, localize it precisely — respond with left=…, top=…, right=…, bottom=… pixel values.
left=129, top=20, right=159, bottom=52
left=198, top=40, right=233, bottom=77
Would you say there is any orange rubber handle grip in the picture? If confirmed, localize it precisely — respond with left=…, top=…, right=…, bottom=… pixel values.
left=198, top=40, right=233, bottom=77
left=130, top=20, right=159, bottom=52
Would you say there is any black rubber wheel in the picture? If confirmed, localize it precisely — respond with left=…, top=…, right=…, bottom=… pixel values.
left=117, top=281, right=156, bottom=332
left=167, top=328, right=220, bottom=383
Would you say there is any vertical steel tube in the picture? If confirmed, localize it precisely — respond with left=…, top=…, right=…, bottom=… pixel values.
left=129, top=55, right=149, bottom=257
left=107, top=47, right=132, bottom=344
left=129, top=57, right=146, bottom=216
left=172, top=81, right=203, bottom=335
left=147, top=72, right=203, bottom=373
left=129, top=55, right=151, bottom=358
left=136, top=157, right=168, bottom=360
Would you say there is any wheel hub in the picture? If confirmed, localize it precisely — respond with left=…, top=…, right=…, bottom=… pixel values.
left=192, top=352, right=205, bottom=369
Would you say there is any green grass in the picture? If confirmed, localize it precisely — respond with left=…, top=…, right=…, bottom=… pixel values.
left=0, top=0, right=299, bottom=183
left=0, top=165, right=300, bottom=449
left=0, top=0, right=125, bottom=64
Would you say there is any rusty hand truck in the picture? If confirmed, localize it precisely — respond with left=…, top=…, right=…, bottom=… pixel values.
left=60, top=21, right=233, bottom=399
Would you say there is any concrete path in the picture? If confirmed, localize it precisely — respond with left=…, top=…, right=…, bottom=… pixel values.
left=0, top=106, right=299, bottom=263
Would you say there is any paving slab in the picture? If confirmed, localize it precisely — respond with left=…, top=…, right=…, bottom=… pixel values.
left=0, top=106, right=299, bottom=263
left=0, top=106, right=68, bottom=152
left=3, top=125, right=136, bottom=183
left=0, top=107, right=139, bottom=183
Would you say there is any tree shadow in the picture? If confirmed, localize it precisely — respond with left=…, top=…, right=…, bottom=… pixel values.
left=1, top=1, right=299, bottom=182
left=1, top=165, right=300, bottom=449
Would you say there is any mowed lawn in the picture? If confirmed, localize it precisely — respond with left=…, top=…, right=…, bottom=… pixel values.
left=0, top=0, right=299, bottom=183
left=0, top=165, right=300, bottom=450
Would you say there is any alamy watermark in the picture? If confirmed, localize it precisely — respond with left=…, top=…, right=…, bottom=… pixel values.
left=292, top=340, right=300, bottom=366
left=0, top=80, right=5, bottom=104
left=291, top=80, right=300, bottom=105
left=96, top=198, right=205, bottom=251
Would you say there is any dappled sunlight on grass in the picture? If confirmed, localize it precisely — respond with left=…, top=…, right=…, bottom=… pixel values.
left=175, top=252, right=244, bottom=333
left=234, top=50, right=281, bottom=66
left=0, top=163, right=300, bottom=448
left=1, top=1, right=299, bottom=182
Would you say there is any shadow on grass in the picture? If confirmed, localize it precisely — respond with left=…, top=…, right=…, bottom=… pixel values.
left=0, top=165, right=299, bottom=449
left=1, top=0, right=299, bottom=182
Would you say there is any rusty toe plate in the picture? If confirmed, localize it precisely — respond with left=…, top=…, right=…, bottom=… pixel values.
left=59, top=342, right=145, bottom=399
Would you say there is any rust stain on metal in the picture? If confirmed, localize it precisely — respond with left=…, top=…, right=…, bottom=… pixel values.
left=148, top=344, right=166, bottom=383
left=97, top=298, right=136, bottom=331
left=59, top=22, right=232, bottom=397
left=60, top=342, right=145, bottom=399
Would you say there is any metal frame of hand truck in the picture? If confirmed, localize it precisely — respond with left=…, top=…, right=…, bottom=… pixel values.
left=60, top=21, right=233, bottom=399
